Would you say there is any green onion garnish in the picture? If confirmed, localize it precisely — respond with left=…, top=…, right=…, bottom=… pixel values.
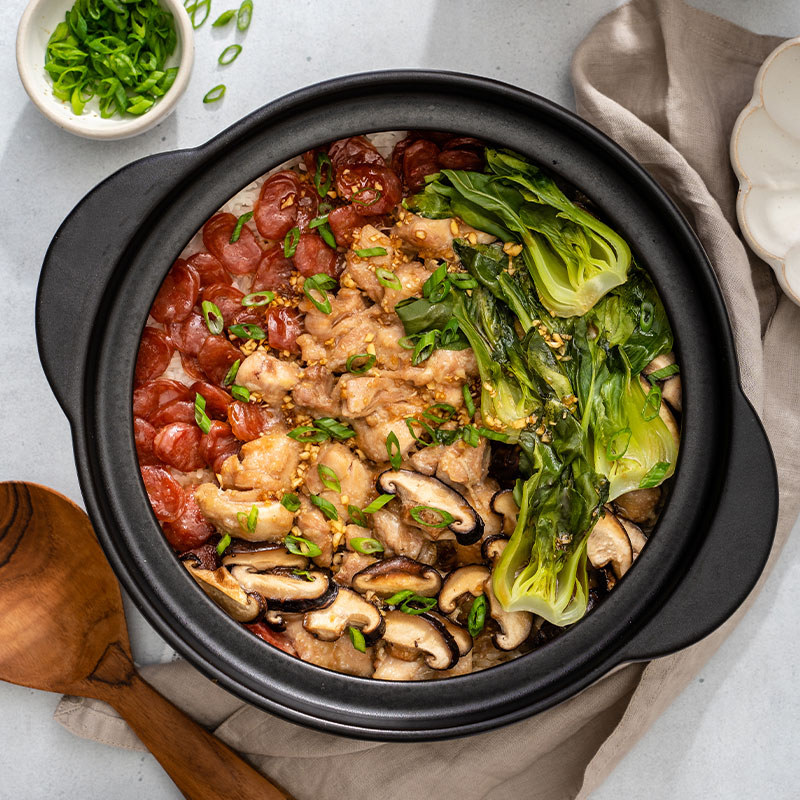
left=449, top=272, right=479, bottom=290
left=348, top=626, right=367, bottom=653
left=385, top=431, right=401, bottom=470
left=350, top=537, right=384, bottom=555
left=236, top=504, right=258, bottom=534
left=313, top=416, right=356, bottom=440
left=229, top=211, right=253, bottom=243
left=460, top=424, right=480, bottom=448
left=194, top=393, right=211, bottom=434
left=639, top=300, right=654, bottom=332
left=348, top=505, right=369, bottom=527
left=203, top=85, right=226, bottom=104
left=284, top=534, right=322, bottom=558
left=462, top=385, right=476, bottom=417
left=362, top=494, right=394, bottom=514
left=412, top=330, right=437, bottom=365
left=648, top=364, right=680, bottom=382
left=384, top=589, right=415, bottom=606
left=384, top=591, right=437, bottom=615
left=606, top=427, right=632, bottom=461
left=314, top=153, right=333, bottom=197
left=477, top=427, right=509, bottom=443
left=292, top=568, right=314, bottom=581
left=405, top=417, right=437, bottom=447
left=352, top=186, right=382, bottom=207
left=639, top=461, right=670, bottom=489
left=231, top=385, right=250, bottom=402
left=346, top=353, right=376, bottom=374
left=216, top=533, right=231, bottom=556
left=201, top=300, right=224, bottom=335
left=303, top=273, right=337, bottom=314
left=438, top=318, right=461, bottom=347
left=224, top=359, right=240, bottom=386
left=287, top=425, right=329, bottom=443
left=423, top=264, right=450, bottom=303
left=237, top=0, right=253, bottom=30
left=409, top=505, right=455, bottom=528
left=212, top=9, right=236, bottom=26
left=310, top=494, right=338, bottom=521
left=218, top=44, right=242, bottom=66
left=309, top=214, right=329, bottom=229
left=422, top=404, right=455, bottom=424
left=317, top=464, right=341, bottom=493
left=355, top=247, right=388, bottom=258
left=188, top=0, right=211, bottom=28
left=284, top=227, right=300, bottom=258
left=317, top=223, right=337, bottom=249
left=467, top=594, right=487, bottom=637
left=229, top=323, right=266, bottom=340
left=242, top=291, right=275, bottom=307
left=642, top=384, right=662, bottom=421
left=280, top=493, right=301, bottom=512
left=375, top=267, right=402, bottom=291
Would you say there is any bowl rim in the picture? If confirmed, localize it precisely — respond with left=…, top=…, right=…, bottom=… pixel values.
left=15, top=0, right=194, bottom=140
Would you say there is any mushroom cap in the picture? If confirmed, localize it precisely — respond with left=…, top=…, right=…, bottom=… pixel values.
left=490, top=490, right=518, bottom=534
left=661, top=376, right=682, bottom=412
left=182, top=560, right=264, bottom=623
left=230, top=565, right=338, bottom=612
left=484, top=574, right=533, bottom=651
left=376, top=469, right=484, bottom=545
left=222, top=541, right=308, bottom=570
left=614, top=487, right=661, bottom=525
left=426, top=611, right=472, bottom=656
left=586, top=512, right=634, bottom=578
left=351, top=556, right=443, bottom=598
left=437, top=564, right=491, bottom=614
left=303, top=587, right=385, bottom=643
left=380, top=609, right=460, bottom=670
left=619, top=518, right=648, bottom=559
left=481, top=534, right=509, bottom=563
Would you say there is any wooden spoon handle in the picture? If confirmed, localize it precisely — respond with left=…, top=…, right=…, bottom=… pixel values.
left=102, top=671, right=293, bottom=800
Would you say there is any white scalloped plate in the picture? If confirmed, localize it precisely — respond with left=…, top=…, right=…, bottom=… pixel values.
left=731, top=36, right=800, bottom=306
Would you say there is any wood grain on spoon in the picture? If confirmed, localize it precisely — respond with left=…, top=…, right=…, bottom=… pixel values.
left=0, top=482, right=293, bottom=800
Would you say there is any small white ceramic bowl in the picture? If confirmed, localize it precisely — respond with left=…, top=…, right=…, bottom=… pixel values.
left=731, top=36, right=800, bottom=307
left=16, top=0, right=194, bottom=140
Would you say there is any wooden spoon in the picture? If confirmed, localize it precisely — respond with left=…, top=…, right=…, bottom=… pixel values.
left=0, top=482, right=293, bottom=800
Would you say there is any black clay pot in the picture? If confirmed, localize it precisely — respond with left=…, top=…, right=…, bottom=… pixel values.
left=36, top=71, right=777, bottom=740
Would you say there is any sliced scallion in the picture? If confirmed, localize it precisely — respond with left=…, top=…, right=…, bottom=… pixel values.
left=347, top=505, right=369, bottom=527
left=203, top=85, right=226, bottom=104
left=385, top=431, right=401, bottom=470
left=310, top=494, right=338, bottom=521
left=412, top=330, right=437, bottom=365
left=348, top=626, right=366, bottom=653
left=194, top=393, right=211, bottom=434
left=231, top=385, right=250, bottom=402
left=201, top=300, right=224, bottom=335
left=237, top=0, right=253, bottom=31
left=284, top=534, right=322, bottom=558
left=648, top=364, right=680, bottom=382
left=229, top=211, right=253, bottom=243
left=361, top=494, right=394, bottom=514
left=355, top=247, right=387, bottom=258
left=606, top=427, right=632, bottom=461
left=229, top=323, right=266, bottom=340
left=314, top=153, right=333, bottom=197
left=346, top=353, right=376, bottom=374
left=639, top=461, right=670, bottom=489
left=216, top=533, right=231, bottom=556
left=303, top=273, right=337, bottom=315
left=224, top=359, right=240, bottom=386
left=467, top=594, right=487, bottom=637
left=409, top=505, right=455, bottom=528
left=375, top=267, right=402, bottom=291
left=242, top=291, right=275, bottom=307
left=212, top=9, right=236, bottom=26
left=284, top=227, right=300, bottom=258
left=313, top=416, right=355, bottom=440
left=280, top=493, right=301, bottom=512
left=462, top=385, right=476, bottom=417
left=317, top=464, right=341, bottom=493
left=350, top=537, right=384, bottom=555
left=218, top=44, right=242, bottom=66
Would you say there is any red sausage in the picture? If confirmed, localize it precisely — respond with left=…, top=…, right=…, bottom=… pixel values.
left=201, top=421, right=241, bottom=473
left=253, top=172, right=303, bottom=240
left=197, top=336, right=242, bottom=386
left=135, top=327, right=174, bottom=386
left=293, top=233, right=338, bottom=278
left=245, top=621, right=298, bottom=657
left=252, top=245, right=294, bottom=293
left=391, top=134, right=417, bottom=175
left=180, top=352, right=207, bottom=382
left=328, top=205, right=361, bottom=247
left=202, top=213, right=262, bottom=275
left=328, top=136, right=385, bottom=170
left=266, top=307, right=302, bottom=353
left=227, top=401, right=281, bottom=442
left=403, top=139, right=441, bottom=191
left=134, top=417, right=161, bottom=466
left=168, top=312, right=210, bottom=357
left=150, top=399, right=196, bottom=427
left=133, top=379, right=192, bottom=420
left=202, top=283, right=247, bottom=327
left=162, top=489, right=215, bottom=551
left=186, top=252, right=232, bottom=287
left=140, top=465, right=185, bottom=522
left=153, top=422, right=206, bottom=472
left=336, top=164, right=402, bottom=217
left=190, top=381, right=233, bottom=419
left=438, top=149, right=484, bottom=171
left=150, top=260, right=201, bottom=324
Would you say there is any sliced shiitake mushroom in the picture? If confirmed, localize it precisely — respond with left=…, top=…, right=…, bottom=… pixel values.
left=303, top=587, right=385, bottom=643
left=182, top=558, right=263, bottom=623
left=586, top=513, right=633, bottom=579
left=222, top=541, right=308, bottom=570
left=438, top=565, right=491, bottom=614
left=614, top=487, right=661, bottom=526
left=426, top=611, right=472, bottom=656
left=351, top=556, right=443, bottom=598
left=490, top=490, right=518, bottom=534
left=481, top=534, right=509, bottom=563
left=376, top=470, right=484, bottom=545
left=619, top=518, right=647, bottom=559
left=484, top=575, right=533, bottom=651
left=380, top=610, right=459, bottom=670
left=194, top=484, right=294, bottom=541
left=229, top=565, right=338, bottom=612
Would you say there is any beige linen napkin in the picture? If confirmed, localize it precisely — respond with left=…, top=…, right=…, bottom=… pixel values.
left=55, top=1, right=800, bottom=797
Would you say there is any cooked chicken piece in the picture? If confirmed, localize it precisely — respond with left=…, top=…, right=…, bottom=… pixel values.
left=334, top=551, right=377, bottom=586
left=295, top=497, right=334, bottom=568
left=284, top=618, right=374, bottom=677
left=437, top=438, right=490, bottom=486
left=292, top=365, right=341, bottom=417
left=372, top=651, right=432, bottom=681
left=301, top=287, right=368, bottom=342
left=338, top=374, right=410, bottom=418
left=236, top=351, right=303, bottom=406
left=380, top=260, right=432, bottom=312
left=343, top=225, right=393, bottom=302
left=193, top=485, right=294, bottom=541
left=304, top=442, right=374, bottom=519
left=408, top=445, right=445, bottom=476
left=351, top=401, right=422, bottom=463
left=392, top=212, right=495, bottom=259
left=372, top=509, right=437, bottom=564
left=398, top=348, right=478, bottom=387
left=437, top=650, right=473, bottom=678
left=219, top=432, right=300, bottom=494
